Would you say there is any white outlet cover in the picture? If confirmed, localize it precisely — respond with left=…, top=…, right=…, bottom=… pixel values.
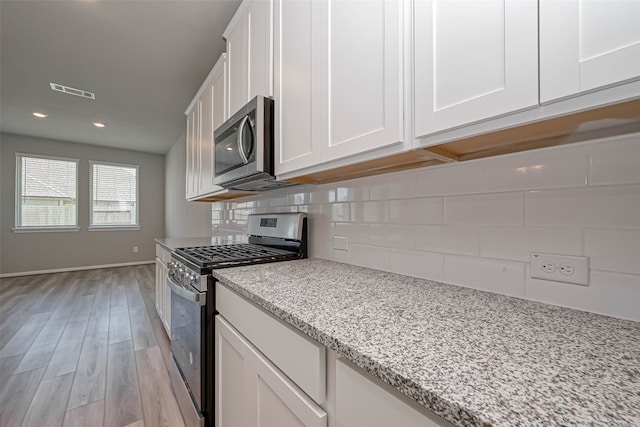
left=333, top=236, right=349, bottom=251
left=531, top=253, right=589, bottom=286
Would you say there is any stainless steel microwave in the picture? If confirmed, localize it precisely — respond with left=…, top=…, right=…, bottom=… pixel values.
left=214, top=96, right=296, bottom=192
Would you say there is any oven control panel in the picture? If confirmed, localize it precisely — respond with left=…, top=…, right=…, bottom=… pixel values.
left=167, top=260, right=206, bottom=292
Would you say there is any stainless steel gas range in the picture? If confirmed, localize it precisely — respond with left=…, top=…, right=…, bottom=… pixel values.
left=166, top=212, right=308, bottom=427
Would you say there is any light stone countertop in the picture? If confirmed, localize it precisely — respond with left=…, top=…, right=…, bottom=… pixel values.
left=154, top=232, right=246, bottom=251
left=211, top=258, right=640, bottom=427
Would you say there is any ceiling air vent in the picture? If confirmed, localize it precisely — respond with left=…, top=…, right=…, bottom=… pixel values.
left=49, top=82, right=95, bottom=100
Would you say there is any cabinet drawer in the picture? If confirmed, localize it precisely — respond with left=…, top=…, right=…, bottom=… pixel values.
left=216, top=283, right=326, bottom=404
left=155, top=244, right=171, bottom=264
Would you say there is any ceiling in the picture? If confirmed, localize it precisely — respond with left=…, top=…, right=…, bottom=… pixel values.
left=0, top=0, right=241, bottom=154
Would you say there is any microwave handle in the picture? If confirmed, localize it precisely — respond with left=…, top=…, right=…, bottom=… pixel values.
left=236, top=115, right=251, bottom=165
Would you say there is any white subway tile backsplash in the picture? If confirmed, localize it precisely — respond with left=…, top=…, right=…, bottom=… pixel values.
left=526, top=185, right=640, bottom=228
left=309, top=186, right=336, bottom=204
left=589, top=133, right=640, bottom=185
left=369, top=171, right=416, bottom=200
left=334, top=222, right=370, bottom=245
left=525, top=268, right=640, bottom=322
left=585, top=229, right=640, bottom=275
left=309, top=239, right=328, bottom=259
left=480, top=227, right=583, bottom=262
left=270, top=194, right=290, bottom=207
left=388, top=249, right=444, bottom=280
left=389, top=197, right=443, bottom=225
left=350, top=201, right=389, bottom=223
left=331, top=203, right=351, bottom=222
left=289, top=191, right=311, bottom=205
left=212, top=134, right=640, bottom=320
left=416, top=162, right=483, bottom=196
left=351, top=244, right=389, bottom=270
left=445, top=192, right=524, bottom=225
left=369, top=224, right=415, bottom=249
left=444, top=255, right=525, bottom=297
left=482, top=145, right=588, bottom=191
left=336, top=185, right=370, bottom=202
left=414, top=225, right=479, bottom=256
left=327, top=244, right=351, bottom=264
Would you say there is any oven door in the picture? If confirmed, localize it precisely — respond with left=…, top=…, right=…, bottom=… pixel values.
left=167, top=274, right=206, bottom=418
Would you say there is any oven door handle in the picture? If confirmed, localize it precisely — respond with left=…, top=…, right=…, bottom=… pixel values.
left=166, top=275, right=206, bottom=306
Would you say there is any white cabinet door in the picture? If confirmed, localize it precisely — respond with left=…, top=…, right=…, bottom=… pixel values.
left=226, top=11, right=249, bottom=117
left=186, top=54, right=227, bottom=200
left=414, top=0, right=538, bottom=140
left=225, top=0, right=273, bottom=117
left=199, top=55, right=227, bottom=196
left=215, top=316, right=252, bottom=427
left=275, top=0, right=405, bottom=176
left=247, top=0, right=273, bottom=102
left=199, top=84, right=215, bottom=196
left=250, top=347, right=327, bottom=427
left=321, top=0, right=404, bottom=162
left=540, top=0, right=640, bottom=103
left=185, top=103, right=200, bottom=199
left=212, top=55, right=229, bottom=132
left=215, top=316, right=327, bottom=427
left=155, top=258, right=164, bottom=320
left=155, top=254, right=170, bottom=335
left=336, top=358, right=453, bottom=427
left=274, top=0, right=321, bottom=175
left=162, top=261, right=170, bottom=334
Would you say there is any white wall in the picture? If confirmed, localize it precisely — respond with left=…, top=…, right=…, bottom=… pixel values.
left=212, top=133, right=640, bottom=321
left=0, top=133, right=165, bottom=275
left=164, top=132, right=212, bottom=238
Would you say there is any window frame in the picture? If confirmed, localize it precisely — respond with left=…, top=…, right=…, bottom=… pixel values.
left=14, top=152, right=80, bottom=232
left=89, top=160, right=141, bottom=231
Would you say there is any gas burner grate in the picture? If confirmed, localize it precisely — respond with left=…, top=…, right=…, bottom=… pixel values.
left=175, top=244, right=299, bottom=269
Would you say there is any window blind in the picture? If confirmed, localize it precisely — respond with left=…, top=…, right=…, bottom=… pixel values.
left=16, top=155, right=78, bottom=227
left=91, top=163, right=138, bottom=226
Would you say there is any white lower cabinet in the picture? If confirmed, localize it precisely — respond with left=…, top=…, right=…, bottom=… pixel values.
left=215, top=316, right=327, bottom=427
left=215, top=285, right=452, bottom=427
left=335, top=358, right=454, bottom=427
left=155, top=244, right=171, bottom=335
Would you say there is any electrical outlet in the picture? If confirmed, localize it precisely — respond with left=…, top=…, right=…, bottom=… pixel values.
left=133, top=246, right=139, bottom=253
left=333, top=236, right=349, bottom=251
left=531, top=253, right=589, bottom=286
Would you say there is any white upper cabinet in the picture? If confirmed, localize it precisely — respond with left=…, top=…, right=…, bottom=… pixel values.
left=225, top=0, right=274, bottom=117
left=185, top=102, right=200, bottom=200
left=275, top=0, right=405, bottom=176
left=322, top=0, right=404, bottom=161
left=413, top=0, right=538, bottom=140
left=185, top=54, right=227, bottom=200
left=540, top=0, right=640, bottom=103
left=199, top=57, right=228, bottom=196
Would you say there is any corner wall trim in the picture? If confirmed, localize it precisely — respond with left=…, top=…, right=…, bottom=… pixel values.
left=0, top=260, right=155, bottom=278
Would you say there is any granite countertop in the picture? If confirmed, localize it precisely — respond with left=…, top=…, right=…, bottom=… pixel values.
left=212, top=258, right=640, bottom=427
left=155, top=232, right=245, bottom=251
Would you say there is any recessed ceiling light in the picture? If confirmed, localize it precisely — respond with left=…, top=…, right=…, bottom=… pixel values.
left=92, top=122, right=105, bottom=128
left=33, top=112, right=48, bottom=118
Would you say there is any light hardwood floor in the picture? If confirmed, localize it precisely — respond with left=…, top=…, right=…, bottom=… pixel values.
left=0, top=265, right=185, bottom=427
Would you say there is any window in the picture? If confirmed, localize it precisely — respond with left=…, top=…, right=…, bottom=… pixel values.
left=15, top=154, right=79, bottom=229
left=90, top=161, right=139, bottom=228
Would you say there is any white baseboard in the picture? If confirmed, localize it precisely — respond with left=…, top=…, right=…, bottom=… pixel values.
left=0, top=260, right=155, bottom=278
